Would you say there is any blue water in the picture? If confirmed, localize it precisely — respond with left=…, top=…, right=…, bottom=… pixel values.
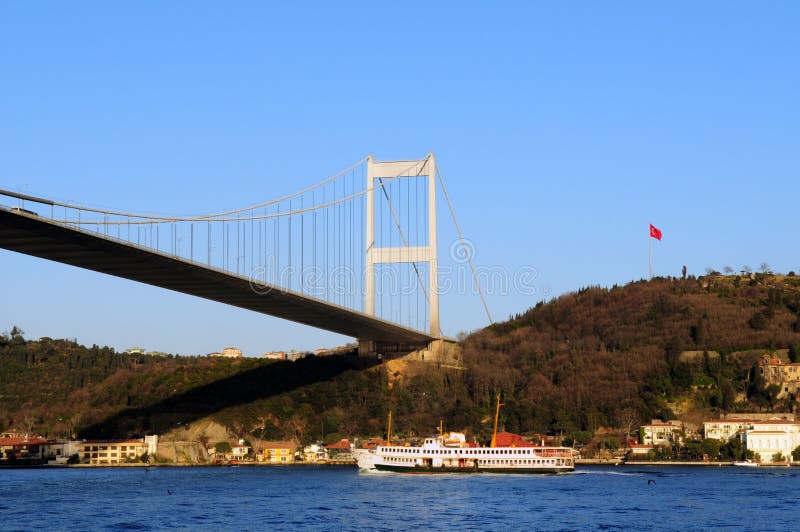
left=0, top=465, right=796, bottom=530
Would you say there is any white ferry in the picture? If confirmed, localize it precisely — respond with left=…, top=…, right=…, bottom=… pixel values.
left=355, top=396, right=575, bottom=474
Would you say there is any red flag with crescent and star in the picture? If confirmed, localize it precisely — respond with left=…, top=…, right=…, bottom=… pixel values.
left=649, top=224, right=662, bottom=241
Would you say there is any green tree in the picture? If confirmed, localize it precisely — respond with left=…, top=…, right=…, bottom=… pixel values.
left=719, top=379, right=736, bottom=411
left=722, top=437, right=744, bottom=460
left=790, top=344, right=800, bottom=364
left=572, top=430, right=593, bottom=445
left=792, top=445, right=800, bottom=462
left=214, top=441, right=232, bottom=454
left=601, top=437, right=621, bottom=451
left=765, top=384, right=782, bottom=408
left=700, top=438, right=721, bottom=460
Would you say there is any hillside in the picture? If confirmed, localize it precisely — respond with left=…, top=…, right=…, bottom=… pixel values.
left=2, top=272, right=800, bottom=445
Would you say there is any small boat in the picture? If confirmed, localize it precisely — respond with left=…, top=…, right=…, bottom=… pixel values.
left=355, top=394, right=575, bottom=474
left=733, top=460, right=759, bottom=467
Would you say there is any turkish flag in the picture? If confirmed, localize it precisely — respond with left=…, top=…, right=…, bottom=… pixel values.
left=649, top=224, right=662, bottom=241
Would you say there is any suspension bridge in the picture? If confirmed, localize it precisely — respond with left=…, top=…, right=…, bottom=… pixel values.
left=0, top=154, right=490, bottom=357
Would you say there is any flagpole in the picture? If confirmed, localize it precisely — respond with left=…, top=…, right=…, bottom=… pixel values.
left=648, top=225, right=653, bottom=280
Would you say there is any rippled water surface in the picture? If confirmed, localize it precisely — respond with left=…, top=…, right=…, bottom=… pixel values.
left=1, top=465, right=797, bottom=530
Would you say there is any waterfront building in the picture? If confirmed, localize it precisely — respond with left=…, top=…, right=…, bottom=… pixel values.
left=640, top=420, right=683, bottom=446
left=0, top=436, right=48, bottom=461
left=303, top=443, right=329, bottom=462
left=260, top=441, right=298, bottom=463
left=325, top=439, right=354, bottom=460
left=230, top=440, right=251, bottom=460
left=704, top=414, right=795, bottom=441
left=629, top=443, right=654, bottom=456
left=43, top=440, right=83, bottom=464
left=79, top=439, right=147, bottom=464
left=742, top=420, right=800, bottom=463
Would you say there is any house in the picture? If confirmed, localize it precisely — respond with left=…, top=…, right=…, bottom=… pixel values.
left=325, top=439, right=354, bottom=460
left=758, top=354, right=800, bottom=398
left=260, top=441, right=298, bottom=463
left=629, top=444, right=654, bottom=456
left=230, top=439, right=251, bottom=460
left=641, top=420, right=683, bottom=446
left=0, top=436, right=48, bottom=462
left=742, top=420, right=800, bottom=463
left=303, top=443, right=329, bottom=462
left=493, top=431, right=536, bottom=447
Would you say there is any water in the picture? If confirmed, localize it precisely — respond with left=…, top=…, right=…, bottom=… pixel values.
left=0, top=465, right=796, bottom=530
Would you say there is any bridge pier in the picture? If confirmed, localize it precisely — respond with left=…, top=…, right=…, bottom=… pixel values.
left=358, top=337, right=461, bottom=365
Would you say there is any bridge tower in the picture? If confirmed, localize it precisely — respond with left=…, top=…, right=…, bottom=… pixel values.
left=361, top=154, right=440, bottom=356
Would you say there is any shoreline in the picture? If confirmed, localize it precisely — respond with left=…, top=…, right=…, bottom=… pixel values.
left=579, top=459, right=796, bottom=467
left=0, top=461, right=358, bottom=469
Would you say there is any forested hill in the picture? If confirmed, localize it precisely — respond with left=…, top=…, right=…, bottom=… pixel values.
left=460, top=273, right=800, bottom=433
left=2, top=272, right=800, bottom=444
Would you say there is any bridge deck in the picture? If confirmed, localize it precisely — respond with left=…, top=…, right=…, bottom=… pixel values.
left=0, top=208, right=434, bottom=345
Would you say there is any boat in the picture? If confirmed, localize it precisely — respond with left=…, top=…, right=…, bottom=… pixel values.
left=733, top=460, right=759, bottom=467
left=355, top=394, right=575, bottom=474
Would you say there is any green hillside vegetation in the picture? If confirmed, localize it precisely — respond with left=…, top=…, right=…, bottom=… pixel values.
left=2, top=272, right=800, bottom=449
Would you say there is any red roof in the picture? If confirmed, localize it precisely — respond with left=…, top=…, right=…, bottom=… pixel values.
left=0, top=437, right=48, bottom=446
left=493, top=432, right=536, bottom=447
left=325, top=439, right=351, bottom=449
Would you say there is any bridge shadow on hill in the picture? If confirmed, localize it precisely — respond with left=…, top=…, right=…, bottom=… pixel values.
left=81, top=354, right=378, bottom=439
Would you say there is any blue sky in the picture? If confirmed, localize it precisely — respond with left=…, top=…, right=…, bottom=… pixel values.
left=1, top=2, right=798, bottom=355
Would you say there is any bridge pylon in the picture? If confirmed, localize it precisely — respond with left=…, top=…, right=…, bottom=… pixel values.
left=360, top=153, right=440, bottom=357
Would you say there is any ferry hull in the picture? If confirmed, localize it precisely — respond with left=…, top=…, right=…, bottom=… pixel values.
left=374, top=464, right=572, bottom=474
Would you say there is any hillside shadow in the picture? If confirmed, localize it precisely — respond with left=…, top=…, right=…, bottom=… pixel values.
left=81, top=353, right=378, bottom=439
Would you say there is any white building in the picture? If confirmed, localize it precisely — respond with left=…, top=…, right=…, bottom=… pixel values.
left=703, top=419, right=753, bottom=441
left=641, top=420, right=683, bottom=446
left=742, top=421, right=800, bottom=463
left=209, top=347, right=243, bottom=358
left=303, top=443, right=328, bottom=463
left=43, top=440, right=83, bottom=464
left=231, top=439, right=251, bottom=459
left=704, top=415, right=795, bottom=442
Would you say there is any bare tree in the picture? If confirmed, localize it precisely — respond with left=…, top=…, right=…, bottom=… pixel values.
left=742, top=265, right=752, bottom=274
left=20, top=414, right=37, bottom=437
left=618, top=407, right=639, bottom=449
left=723, top=266, right=734, bottom=275
left=67, top=413, right=81, bottom=439
left=286, top=415, right=307, bottom=443
left=760, top=262, right=771, bottom=274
